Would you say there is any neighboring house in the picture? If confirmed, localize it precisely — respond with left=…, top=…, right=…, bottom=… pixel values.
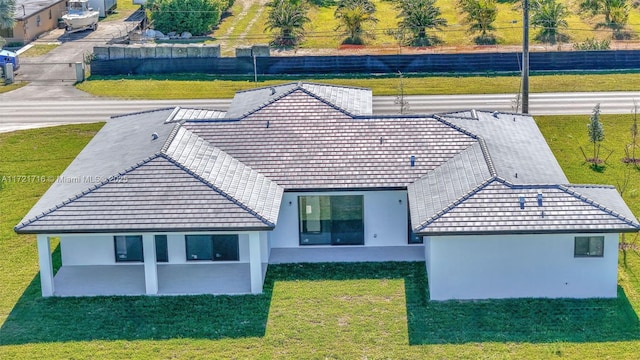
left=0, top=0, right=67, bottom=44
left=15, top=83, right=640, bottom=300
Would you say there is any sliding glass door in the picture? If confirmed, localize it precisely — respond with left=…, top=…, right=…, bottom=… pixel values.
left=299, top=195, right=364, bottom=245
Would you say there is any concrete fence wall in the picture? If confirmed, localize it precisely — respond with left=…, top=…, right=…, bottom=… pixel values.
left=91, top=47, right=640, bottom=76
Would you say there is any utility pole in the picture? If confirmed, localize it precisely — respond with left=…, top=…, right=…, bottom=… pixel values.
left=522, top=0, right=529, bottom=114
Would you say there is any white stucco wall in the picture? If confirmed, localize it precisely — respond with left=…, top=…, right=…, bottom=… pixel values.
left=426, top=233, right=619, bottom=300
left=59, top=232, right=268, bottom=265
left=270, top=190, right=410, bottom=248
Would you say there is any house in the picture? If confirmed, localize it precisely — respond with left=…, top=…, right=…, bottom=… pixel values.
left=15, top=83, right=640, bottom=300
left=0, top=0, right=67, bottom=45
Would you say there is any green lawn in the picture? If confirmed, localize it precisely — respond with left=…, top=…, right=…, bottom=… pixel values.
left=2, top=115, right=640, bottom=358
left=19, top=44, right=59, bottom=58
left=0, top=82, right=26, bottom=94
left=77, top=72, right=640, bottom=99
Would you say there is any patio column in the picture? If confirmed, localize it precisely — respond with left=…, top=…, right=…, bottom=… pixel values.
left=142, top=234, right=158, bottom=295
left=36, top=234, right=55, bottom=297
left=249, top=232, right=263, bottom=294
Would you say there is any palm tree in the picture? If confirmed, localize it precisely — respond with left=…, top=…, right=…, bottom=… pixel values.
left=0, top=0, right=15, bottom=30
left=334, top=0, right=378, bottom=45
left=531, top=0, right=569, bottom=44
left=396, top=0, right=447, bottom=46
left=580, top=0, right=629, bottom=38
left=458, top=0, right=497, bottom=44
left=265, top=0, right=311, bottom=47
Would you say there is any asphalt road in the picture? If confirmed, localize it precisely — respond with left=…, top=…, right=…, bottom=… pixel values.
left=1, top=91, right=640, bottom=133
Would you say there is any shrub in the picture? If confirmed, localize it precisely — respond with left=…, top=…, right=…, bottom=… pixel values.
left=148, top=0, right=226, bottom=35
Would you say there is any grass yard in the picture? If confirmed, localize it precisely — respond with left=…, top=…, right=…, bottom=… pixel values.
left=77, top=72, right=640, bottom=99
left=18, top=44, right=59, bottom=58
left=2, top=115, right=640, bottom=358
left=0, top=82, right=26, bottom=94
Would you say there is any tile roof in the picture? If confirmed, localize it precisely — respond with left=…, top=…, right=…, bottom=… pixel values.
left=15, top=157, right=273, bottom=233
left=437, top=111, right=568, bottom=184
left=414, top=179, right=639, bottom=235
left=407, top=142, right=493, bottom=230
left=225, top=82, right=372, bottom=119
left=15, top=112, right=282, bottom=233
left=14, top=84, right=639, bottom=237
left=185, top=90, right=477, bottom=190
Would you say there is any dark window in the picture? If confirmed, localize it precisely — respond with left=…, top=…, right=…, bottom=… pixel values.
left=155, top=235, right=168, bottom=262
left=49, top=9, right=52, bottom=20
left=36, top=15, right=41, bottom=27
left=114, top=235, right=143, bottom=262
left=299, top=195, right=364, bottom=246
left=574, top=236, right=604, bottom=257
left=185, top=235, right=239, bottom=261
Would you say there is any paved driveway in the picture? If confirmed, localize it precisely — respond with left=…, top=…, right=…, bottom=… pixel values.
left=14, top=10, right=144, bottom=84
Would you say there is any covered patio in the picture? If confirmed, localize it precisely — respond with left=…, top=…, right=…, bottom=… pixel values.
left=52, top=263, right=269, bottom=297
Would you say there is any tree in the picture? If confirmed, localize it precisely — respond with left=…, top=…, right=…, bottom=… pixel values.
left=334, top=0, right=378, bottom=45
left=458, top=0, right=498, bottom=45
left=531, top=0, right=569, bottom=44
left=580, top=0, right=629, bottom=39
left=0, top=0, right=16, bottom=47
left=265, top=0, right=310, bottom=47
left=147, top=0, right=224, bottom=35
left=587, top=103, right=605, bottom=163
left=624, top=100, right=640, bottom=165
left=396, top=0, right=447, bottom=46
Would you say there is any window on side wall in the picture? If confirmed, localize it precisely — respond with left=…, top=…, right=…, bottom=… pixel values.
left=574, top=236, right=604, bottom=257
left=114, top=235, right=144, bottom=262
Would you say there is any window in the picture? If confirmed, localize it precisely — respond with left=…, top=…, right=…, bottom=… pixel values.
left=185, top=235, right=239, bottom=261
left=155, top=235, right=168, bottom=262
left=299, top=195, right=364, bottom=245
left=114, top=235, right=143, bottom=262
left=49, top=9, right=52, bottom=20
left=574, top=236, right=604, bottom=257
left=36, top=15, right=41, bottom=27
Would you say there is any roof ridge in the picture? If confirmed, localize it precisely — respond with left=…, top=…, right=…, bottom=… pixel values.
left=160, top=122, right=183, bottom=153
left=109, top=107, right=177, bottom=119
left=416, top=176, right=498, bottom=232
left=477, top=137, right=497, bottom=177
left=432, top=114, right=480, bottom=141
left=14, top=154, right=162, bottom=232
left=558, top=185, right=640, bottom=228
left=236, top=86, right=299, bottom=119
left=159, top=152, right=276, bottom=227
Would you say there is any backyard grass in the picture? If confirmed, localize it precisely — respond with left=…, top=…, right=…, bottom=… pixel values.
left=77, top=72, right=640, bottom=99
left=19, top=44, right=59, bottom=58
left=2, top=116, right=640, bottom=358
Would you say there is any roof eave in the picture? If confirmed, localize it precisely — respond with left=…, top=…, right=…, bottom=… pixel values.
left=415, top=227, right=640, bottom=237
left=14, top=225, right=276, bottom=235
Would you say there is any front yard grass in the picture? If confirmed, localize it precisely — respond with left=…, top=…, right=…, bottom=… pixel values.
left=77, top=72, right=640, bottom=99
left=2, top=116, right=640, bottom=358
left=0, top=82, right=26, bottom=94
left=19, top=44, right=59, bottom=58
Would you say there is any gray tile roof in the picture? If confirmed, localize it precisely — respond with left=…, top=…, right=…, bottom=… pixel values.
left=15, top=157, right=273, bottom=233
left=163, top=127, right=283, bottom=225
left=225, top=82, right=372, bottom=119
left=14, top=85, right=639, bottom=237
left=414, top=179, right=639, bottom=235
left=15, top=111, right=283, bottom=233
left=437, top=111, right=568, bottom=184
left=407, top=142, right=493, bottom=230
left=170, top=107, right=227, bottom=122
left=185, top=90, right=477, bottom=190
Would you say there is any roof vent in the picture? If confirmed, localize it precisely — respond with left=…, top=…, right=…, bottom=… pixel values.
left=410, top=155, right=416, bottom=167
left=151, top=132, right=159, bottom=141
left=492, top=111, right=500, bottom=118
left=537, top=192, right=543, bottom=206
left=266, top=120, right=270, bottom=128
left=269, top=87, right=276, bottom=95
left=519, top=194, right=525, bottom=209
left=379, top=136, right=383, bottom=144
